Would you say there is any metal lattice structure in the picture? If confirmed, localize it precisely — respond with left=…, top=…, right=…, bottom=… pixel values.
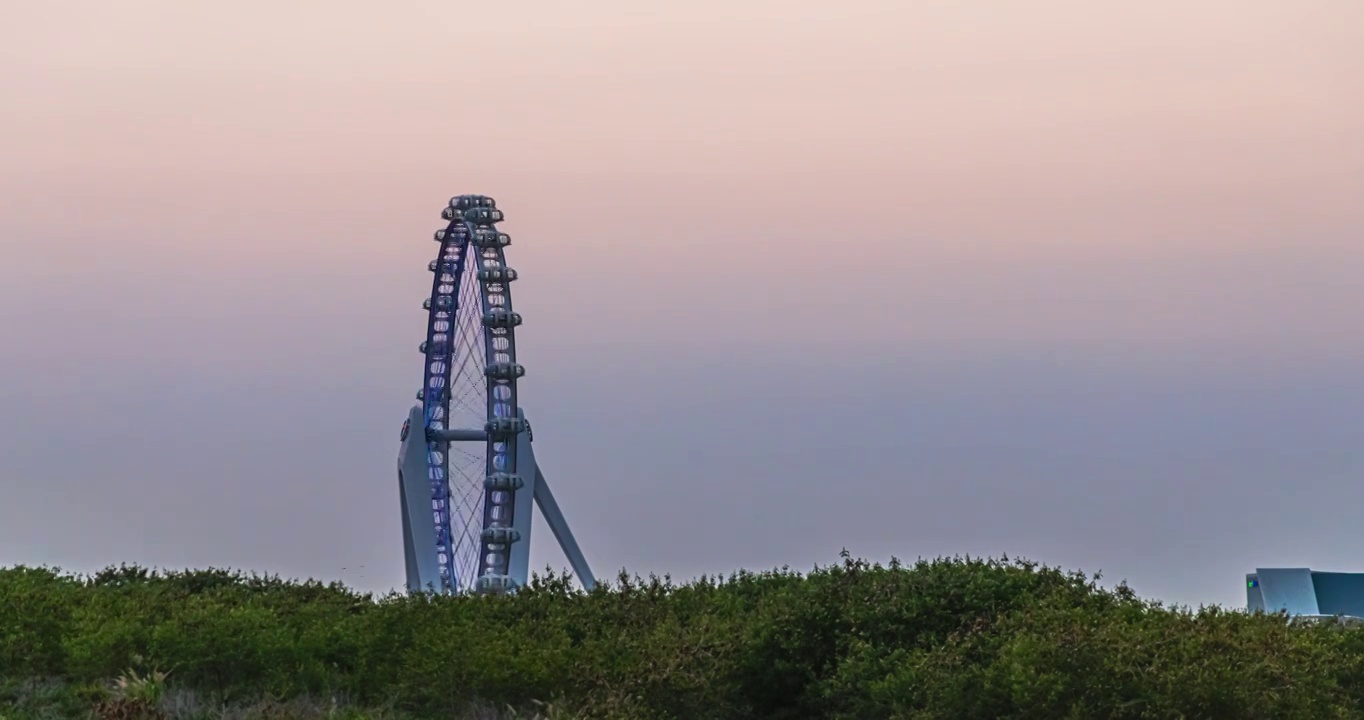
left=396, top=195, right=595, bottom=594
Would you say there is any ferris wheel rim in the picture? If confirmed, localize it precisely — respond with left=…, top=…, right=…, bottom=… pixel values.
left=418, top=195, right=522, bottom=593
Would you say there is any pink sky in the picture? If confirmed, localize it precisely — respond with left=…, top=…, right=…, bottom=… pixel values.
left=4, top=1, right=1361, bottom=365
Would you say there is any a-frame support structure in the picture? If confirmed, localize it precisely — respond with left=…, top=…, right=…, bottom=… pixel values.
left=397, top=405, right=596, bottom=594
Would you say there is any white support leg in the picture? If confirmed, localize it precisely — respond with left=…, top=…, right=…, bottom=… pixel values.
left=398, top=404, right=442, bottom=593
left=507, top=408, right=537, bottom=588
left=533, top=465, right=597, bottom=591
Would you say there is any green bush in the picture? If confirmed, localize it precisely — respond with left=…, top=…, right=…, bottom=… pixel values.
left=2, top=555, right=1362, bottom=718
left=0, top=567, right=74, bottom=678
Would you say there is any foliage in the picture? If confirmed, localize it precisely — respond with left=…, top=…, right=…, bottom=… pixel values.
left=2, top=555, right=1362, bottom=718
left=93, top=663, right=171, bottom=720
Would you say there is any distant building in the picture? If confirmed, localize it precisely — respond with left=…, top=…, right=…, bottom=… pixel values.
left=1247, top=568, right=1364, bottom=622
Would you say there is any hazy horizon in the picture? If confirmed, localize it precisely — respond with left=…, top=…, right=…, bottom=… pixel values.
left=2, top=0, right=1362, bottom=609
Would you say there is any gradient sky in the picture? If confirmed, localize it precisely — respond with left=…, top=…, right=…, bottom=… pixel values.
left=1, top=1, right=1361, bottom=609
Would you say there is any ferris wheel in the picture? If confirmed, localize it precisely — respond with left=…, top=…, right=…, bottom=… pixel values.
left=395, top=195, right=595, bottom=594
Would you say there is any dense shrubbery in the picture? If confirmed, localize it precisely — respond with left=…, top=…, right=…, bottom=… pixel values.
left=2, top=554, right=1361, bottom=718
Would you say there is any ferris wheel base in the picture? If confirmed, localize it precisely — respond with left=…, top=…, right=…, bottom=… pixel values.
left=397, top=404, right=597, bottom=595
